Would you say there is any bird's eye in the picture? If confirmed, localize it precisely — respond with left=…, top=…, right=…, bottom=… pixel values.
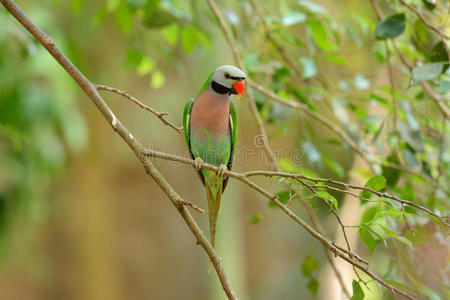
left=224, top=73, right=230, bottom=79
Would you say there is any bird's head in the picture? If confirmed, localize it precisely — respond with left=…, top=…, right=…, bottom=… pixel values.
left=210, top=65, right=246, bottom=98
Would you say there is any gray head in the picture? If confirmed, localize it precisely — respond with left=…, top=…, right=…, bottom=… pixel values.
left=210, top=65, right=246, bottom=96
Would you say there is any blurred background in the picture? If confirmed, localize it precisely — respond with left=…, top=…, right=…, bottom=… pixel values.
left=0, top=0, right=448, bottom=299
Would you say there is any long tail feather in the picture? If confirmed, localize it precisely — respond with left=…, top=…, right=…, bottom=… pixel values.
left=206, top=178, right=223, bottom=273
left=206, top=183, right=223, bottom=248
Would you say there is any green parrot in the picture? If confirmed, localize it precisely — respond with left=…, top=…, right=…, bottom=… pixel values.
left=183, top=65, right=246, bottom=248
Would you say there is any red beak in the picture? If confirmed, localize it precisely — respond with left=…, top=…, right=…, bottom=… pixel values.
left=232, top=80, right=245, bottom=98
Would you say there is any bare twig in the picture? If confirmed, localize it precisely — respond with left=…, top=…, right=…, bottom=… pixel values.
left=95, top=84, right=183, bottom=133
left=0, top=1, right=235, bottom=298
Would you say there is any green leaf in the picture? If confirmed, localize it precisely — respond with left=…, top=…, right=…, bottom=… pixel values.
left=379, top=225, right=412, bottom=248
left=161, top=23, right=179, bottom=46
left=436, top=80, right=450, bottom=94
left=181, top=27, right=211, bottom=54
left=269, top=190, right=291, bottom=208
left=374, top=13, right=405, bottom=39
left=429, top=40, right=449, bottom=73
left=114, top=2, right=133, bottom=34
left=430, top=41, right=449, bottom=63
left=411, top=62, right=444, bottom=84
left=137, top=57, right=155, bottom=75
left=359, top=227, right=376, bottom=255
left=125, top=48, right=142, bottom=67
left=302, top=254, right=319, bottom=276
left=299, top=57, right=317, bottom=78
left=361, top=206, right=381, bottom=224
left=351, top=280, right=365, bottom=300
left=151, top=70, right=165, bottom=89
left=306, top=20, right=336, bottom=51
left=107, top=0, right=120, bottom=11
left=282, top=12, right=306, bottom=26
left=71, top=0, right=84, bottom=15
left=315, top=191, right=338, bottom=210
left=94, top=4, right=108, bottom=25
left=360, top=175, right=386, bottom=202
left=325, top=54, right=347, bottom=66
left=128, top=0, right=147, bottom=10
left=249, top=213, right=261, bottom=224
left=322, top=155, right=344, bottom=178
left=307, top=278, right=319, bottom=295
left=278, top=158, right=295, bottom=173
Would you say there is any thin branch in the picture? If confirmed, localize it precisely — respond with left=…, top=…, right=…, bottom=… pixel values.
left=422, top=82, right=450, bottom=119
left=95, top=84, right=183, bottom=133
left=0, top=1, right=234, bottom=298
left=371, top=0, right=450, bottom=119
left=249, top=80, right=369, bottom=160
left=397, top=0, right=450, bottom=40
left=248, top=0, right=301, bottom=75
left=142, top=147, right=418, bottom=300
left=243, top=170, right=449, bottom=228
left=302, top=202, right=352, bottom=298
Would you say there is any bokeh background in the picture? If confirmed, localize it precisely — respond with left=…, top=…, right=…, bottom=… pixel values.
left=0, top=0, right=448, bottom=299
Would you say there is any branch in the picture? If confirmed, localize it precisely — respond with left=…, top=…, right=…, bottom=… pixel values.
left=248, top=0, right=301, bottom=75
left=248, top=80, right=369, bottom=160
left=370, top=0, right=450, bottom=120
left=243, top=170, right=449, bottom=228
left=95, top=84, right=183, bottom=133
left=397, top=0, right=450, bottom=40
left=142, top=147, right=418, bottom=299
left=206, top=0, right=358, bottom=296
left=0, top=0, right=234, bottom=298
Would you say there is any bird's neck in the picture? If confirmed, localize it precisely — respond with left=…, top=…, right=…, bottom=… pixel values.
left=210, top=80, right=232, bottom=95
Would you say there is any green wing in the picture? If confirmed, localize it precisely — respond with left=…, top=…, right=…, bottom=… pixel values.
left=229, top=100, right=238, bottom=155
left=183, top=97, right=206, bottom=185
left=183, top=97, right=194, bottom=152
left=223, top=100, right=238, bottom=190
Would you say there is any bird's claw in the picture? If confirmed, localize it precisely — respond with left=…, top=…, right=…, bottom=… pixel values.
left=194, top=157, right=204, bottom=171
left=217, top=164, right=228, bottom=178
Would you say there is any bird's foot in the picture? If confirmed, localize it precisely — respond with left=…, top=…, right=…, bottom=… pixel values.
left=216, top=164, right=228, bottom=178
left=193, top=157, right=204, bottom=171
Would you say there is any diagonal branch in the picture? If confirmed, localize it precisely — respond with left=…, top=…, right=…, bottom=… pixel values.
left=142, top=147, right=418, bottom=299
left=0, top=0, right=234, bottom=298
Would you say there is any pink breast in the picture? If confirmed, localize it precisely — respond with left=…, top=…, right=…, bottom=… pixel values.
left=190, top=90, right=230, bottom=136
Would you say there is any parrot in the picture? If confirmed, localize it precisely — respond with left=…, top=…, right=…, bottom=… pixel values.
left=183, top=65, right=246, bottom=249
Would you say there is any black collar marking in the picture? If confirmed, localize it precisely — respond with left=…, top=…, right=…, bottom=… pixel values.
left=211, top=80, right=237, bottom=95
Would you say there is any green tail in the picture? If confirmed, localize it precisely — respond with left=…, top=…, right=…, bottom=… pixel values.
left=205, top=172, right=223, bottom=249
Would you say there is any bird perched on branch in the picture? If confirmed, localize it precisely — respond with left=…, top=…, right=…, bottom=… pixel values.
left=183, top=65, right=246, bottom=248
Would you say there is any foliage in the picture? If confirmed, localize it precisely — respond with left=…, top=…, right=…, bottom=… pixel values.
left=0, top=8, right=87, bottom=258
